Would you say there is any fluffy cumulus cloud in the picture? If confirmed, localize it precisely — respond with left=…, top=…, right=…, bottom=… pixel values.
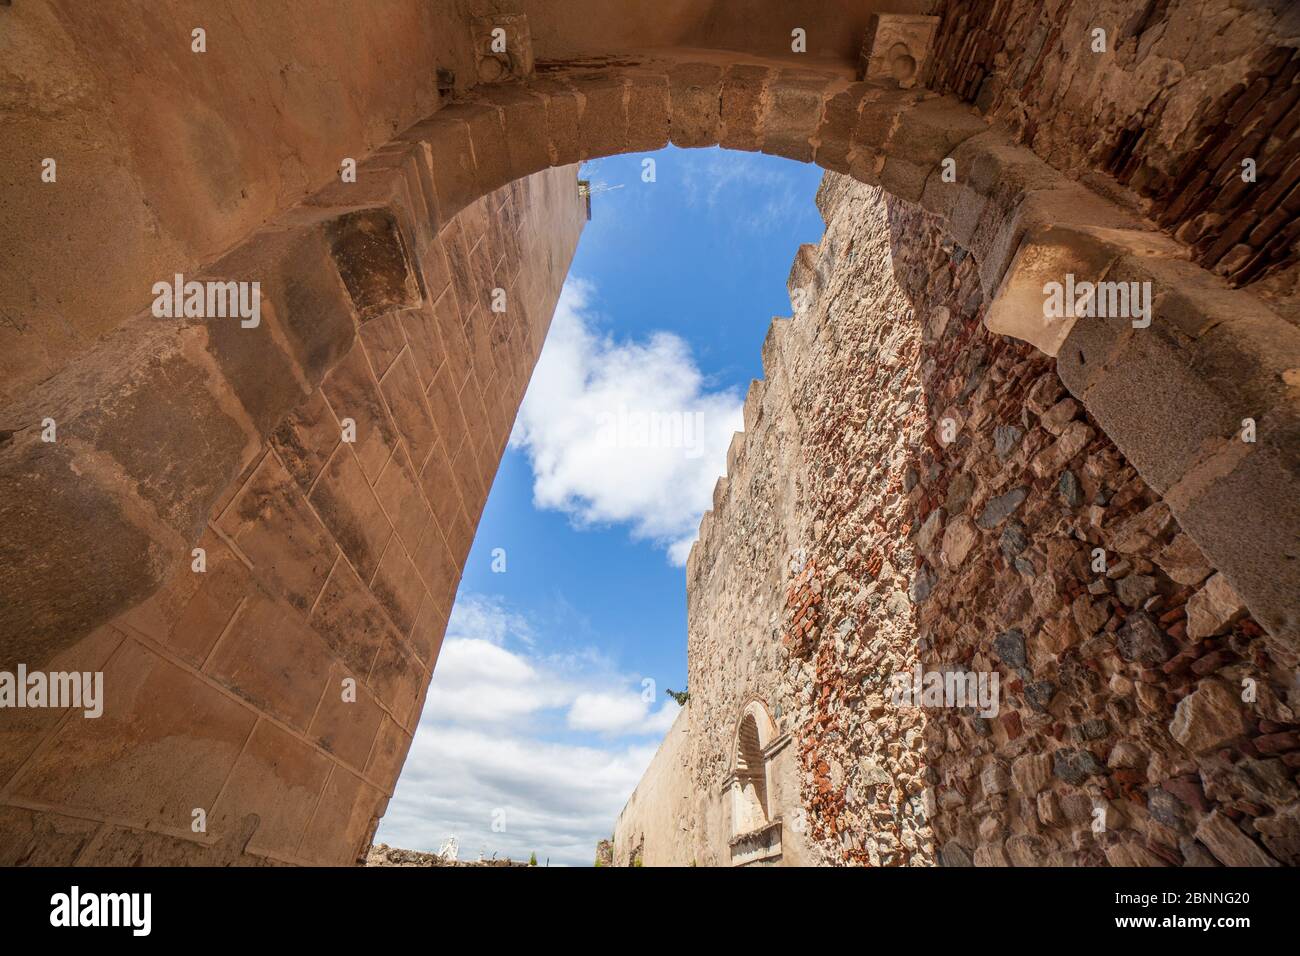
left=376, top=596, right=678, bottom=866
left=567, top=690, right=679, bottom=737
left=510, top=278, right=743, bottom=564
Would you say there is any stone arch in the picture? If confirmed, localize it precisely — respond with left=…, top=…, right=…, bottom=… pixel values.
left=733, top=698, right=778, bottom=760
left=6, top=47, right=1295, bottom=674
left=337, top=51, right=1300, bottom=646
left=1, top=36, right=1297, bottom=867
left=377, top=52, right=1101, bottom=347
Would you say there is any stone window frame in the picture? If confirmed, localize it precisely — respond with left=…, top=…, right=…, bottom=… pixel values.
left=721, top=698, right=790, bottom=864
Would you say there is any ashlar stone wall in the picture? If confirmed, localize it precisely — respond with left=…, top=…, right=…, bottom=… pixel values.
left=0, top=165, right=585, bottom=867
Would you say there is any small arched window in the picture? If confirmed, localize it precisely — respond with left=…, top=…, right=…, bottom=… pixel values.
left=726, top=699, right=787, bottom=865
left=735, top=712, right=769, bottom=831
left=730, top=700, right=778, bottom=836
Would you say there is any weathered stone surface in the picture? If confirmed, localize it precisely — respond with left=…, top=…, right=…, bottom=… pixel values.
left=327, top=208, right=423, bottom=321
left=1155, top=533, right=1212, bottom=587
left=913, top=508, right=943, bottom=554
left=993, top=629, right=1027, bottom=668
left=1173, top=441, right=1300, bottom=643
left=0, top=435, right=176, bottom=669
left=1110, top=503, right=1176, bottom=554
left=1255, top=805, right=1300, bottom=865
left=1116, top=610, right=1175, bottom=665
left=470, top=13, right=534, bottom=83
left=910, top=563, right=938, bottom=605
left=1040, top=398, right=1080, bottom=435
left=1147, top=788, right=1186, bottom=830
left=944, top=472, right=976, bottom=515
left=0, top=161, right=584, bottom=867
left=1202, top=757, right=1296, bottom=807
left=571, top=73, right=628, bottom=160
left=972, top=843, right=1011, bottom=867
left=941, top=515, right=978, bottom=567
left=1195, top=811, right=1280, bottom=867
left=977, top=486, right=1029, bottom=529
left=1114, top=573, right=1157, bottom=609
left=994, top=424, right=1022, bottom=459
left=668, top=63, right=722, bottom=149
left=939, top=841, right=974, bottom=867
left=859, top=14, right=939, bottom=89
left=1052, top=748, right=1105, bottom=785
left=1030, top=420, right=1093, bottom=478
left=1185, top=573, right=1247, bottom=639
left=1169, top=680, right=1247, bottom=753
left=309, top=445, right=393, bottom=583
left=1011, top=753, right=1052, bottom=796
left=980, top=762, right=1010, bottom=796
left=12, top=641, right=258, bottom=825
left=1163, top=774, right=1209, bottom=813
left=1058, top=470, right=1084, bottom=507
left=761, top=71, right=829, bottom=163
left=718, top=63, right=769, bottom=152
left=322, top=343, right=401, bottom=483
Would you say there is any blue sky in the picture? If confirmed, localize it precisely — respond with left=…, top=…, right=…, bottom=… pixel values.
left=376, top=147, right=826, bottom=866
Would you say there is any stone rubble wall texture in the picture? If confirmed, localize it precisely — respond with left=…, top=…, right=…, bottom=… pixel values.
left=642, top=173, right=1299, bottom=867
left=0, top=165, right=585, bottom=866
left=927, top=0, right=1300, bottom=291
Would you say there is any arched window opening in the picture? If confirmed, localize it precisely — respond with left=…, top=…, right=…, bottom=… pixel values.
left=726, top=700, right=786, bottom=865
left=735, top=713, right=769, bottom=832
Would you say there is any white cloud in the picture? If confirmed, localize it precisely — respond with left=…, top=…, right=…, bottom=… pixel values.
left=442, top=594, right=535, bottom=647
left=378, top=724, right=658, bottom=868
left=416, top=596, right=561, bottom=724
left=510, top=278, right=743, bottom=564
left=567, top=690, right=679, bottom=737
left=420, top=638, right=568, bottom=725
left=376, top=596, right=678, bottom=866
